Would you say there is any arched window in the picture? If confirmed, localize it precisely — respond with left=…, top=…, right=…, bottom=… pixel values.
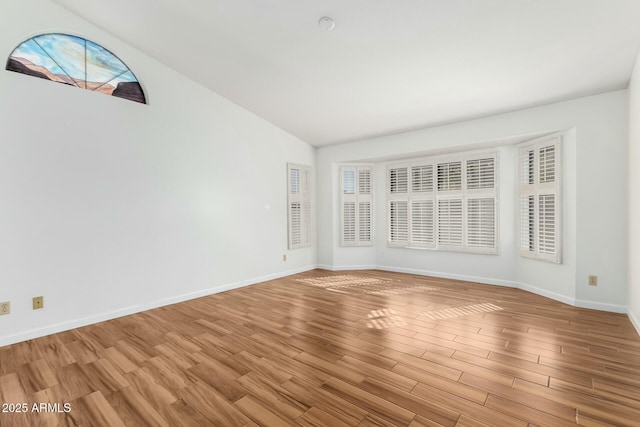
left=6, top=33, right=146, bottom=104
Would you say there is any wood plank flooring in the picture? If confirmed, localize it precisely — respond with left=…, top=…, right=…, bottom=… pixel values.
left=1, top=269, right=639, bottom=426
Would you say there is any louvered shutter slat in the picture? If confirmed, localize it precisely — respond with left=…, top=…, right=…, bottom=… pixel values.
left=411, top=200, right=434, bottom=246
left=390, top=167, right=408, bottom=193
left=343, top=202, right=356, bottom=243
left=539, top=145, right=556, bottom=183
left=520, top=195, right=535, bottom=251
left=538, top=194, right=556, bottom=254
left=358, top=202, right=372, bottom=242
left=359, top=169, right=371, bottom=194
left=290, top=202, right=301, bottom=245
left=390, top=201, right=408, bottom=243
left=467, top=198, right=495, bottom=248
left=411, top=165, right=433, bottom=192
left=467, top=158, right=495, bottom=189
left=438, top=199, right=463, bottom=246
left=437, top=162, right=462, bottom=191
left=520, top=149, right=535, bottom=185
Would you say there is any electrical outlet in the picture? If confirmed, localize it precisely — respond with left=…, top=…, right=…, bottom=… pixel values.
left=33, top=296, right=44, bottom=310
left=283, top=254, right=287, bottom=262
left=0, top=301, right=10, bottom=315
left=588, top=275, right=598, bottom=287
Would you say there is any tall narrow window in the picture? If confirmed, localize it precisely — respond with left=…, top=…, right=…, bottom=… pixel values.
left=388, top=166, right=410, bottom=246
left=340, top=166, right=373, bottom=246
left=519, top=137, right=562, bottom=263
left=387, top=152, right=498, bottom=253
left=288, top=164, right=312, bottom=249
left=6, top=33, right=146, bottom=104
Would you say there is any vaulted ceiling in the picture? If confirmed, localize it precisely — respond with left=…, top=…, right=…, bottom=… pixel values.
left=54, top=0, right=640, bottom=146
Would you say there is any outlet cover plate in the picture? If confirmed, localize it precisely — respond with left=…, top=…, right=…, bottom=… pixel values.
left=0, top=301, right=10, bottom=315
left=33, top=296, right=44, bottom=310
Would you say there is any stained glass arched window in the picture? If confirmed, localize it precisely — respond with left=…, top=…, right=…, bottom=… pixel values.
left=6, top=33, right=146, bottom=104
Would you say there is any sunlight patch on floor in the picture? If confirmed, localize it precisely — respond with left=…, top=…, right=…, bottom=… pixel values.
left=366, top=308, right=407, bottom=329
left=296, top=275, right=391, bottom=288
left=421, top=303, right=503, bottom=321
left=367, top=285, right=438, bottom=296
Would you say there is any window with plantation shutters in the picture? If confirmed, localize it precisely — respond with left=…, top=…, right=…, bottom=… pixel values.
left=287, top=163, right=312, bottom=249
left=519, top=137, right=561, bottom=263
left=340, top=165, right=373, bottom=246
left=387, top=152, right=498, bottom=253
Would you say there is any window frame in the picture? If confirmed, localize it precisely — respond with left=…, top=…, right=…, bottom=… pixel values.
left=6, top=33, right=146, bottom=104
left=287, top=163, right=312, bottom=250
left=518, top=136, right=562, bottom=263
left=340, top=165, right=374, bottom=247
left=387, top=151, right=499, bottom=254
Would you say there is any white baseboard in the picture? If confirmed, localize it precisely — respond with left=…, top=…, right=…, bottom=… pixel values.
left=517, top=281, right=576, bottom=306
left=628, top=309, right=640, bottom=336
left=323, top=264, right=631, bottom=316
left=376, top=265, right=521, bottom=288
left=317, top=264, right=378, bottom=271
left=574, top=299, right=627, bottom=314
left=0, top=265, right=317, bottom=348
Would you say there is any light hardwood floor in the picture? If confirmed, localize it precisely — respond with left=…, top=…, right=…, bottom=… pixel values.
left=1, top=269, right=639, bottom=426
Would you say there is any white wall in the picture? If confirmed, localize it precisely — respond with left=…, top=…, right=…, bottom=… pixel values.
left=628, top=50, right=640, bottom=333
left=317, top=91, right=628, bottom=312
left=0, top=0, right=315, bottom=346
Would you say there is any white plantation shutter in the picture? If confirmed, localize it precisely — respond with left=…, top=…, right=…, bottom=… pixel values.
left=288, top=163, right=312, bottom=249
left=410, top=200, right=434, bottom=247
left=412, top=165, right=433, bottom=192
left=467, top=198, right=496, bottom=248
left=539, top=146, right=556, bottom=183
left=290, top=203, right=301, bottom=245
left=388, top=152, right=498, bottom=253
left=343, top=202, right=356, bottom=243
left=520, top=195, right=535, bottom=252
left=389, top=201, right=408, bottom=243
left=519, top=137, right=561, bottom=263
left=466, top=158, right=495, bottom=189
left=388, top=166, right=408, bottom=246
left=359, top=169, right=371, bottom=194
left=437, top=161, right=462, bottom=191
left=436, top=159, right=464, bottom=250
left=340, top=166, right=373, bottom=246
left=358, top=202, right=372, bottom=242
left=538, top=194, right=556, bottom=255
left=389, top=167, right=408, bottom=193
left=463, top=155, right=497, bottom=253
left=437, top=198, right=463, bottom=247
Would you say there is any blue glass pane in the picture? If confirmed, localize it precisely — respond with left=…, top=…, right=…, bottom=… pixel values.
left=8, top=38, right=77, bottom=86
left=33, top=34, right=87, bottom=83
left=85, top=39, right=129, bottom=86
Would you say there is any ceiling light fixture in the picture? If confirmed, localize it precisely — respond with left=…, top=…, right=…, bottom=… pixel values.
left=318, top=16, right=335, bottom=32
